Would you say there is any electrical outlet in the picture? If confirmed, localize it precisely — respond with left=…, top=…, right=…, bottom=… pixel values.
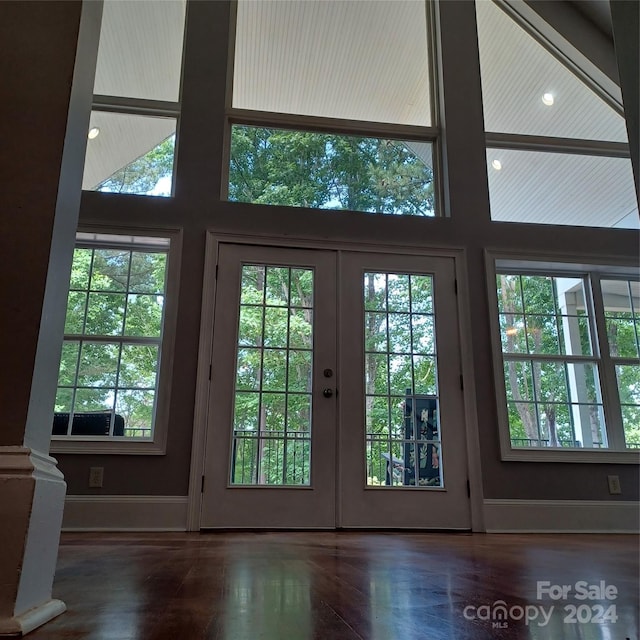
left=89, top=466, right=104, bottom=488
left=607, top=475, right=621, bottom=495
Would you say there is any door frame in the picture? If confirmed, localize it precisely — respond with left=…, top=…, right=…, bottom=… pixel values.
left=200, top=244, right=339, bottom=528
left=187, top=231, right=485, bottom=531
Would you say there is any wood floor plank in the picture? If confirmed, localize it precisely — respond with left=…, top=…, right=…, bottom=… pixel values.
left=24, top=532, right=639, bottom=640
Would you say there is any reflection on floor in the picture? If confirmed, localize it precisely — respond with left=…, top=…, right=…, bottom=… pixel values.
left=27, top=531, right=638, bottom=640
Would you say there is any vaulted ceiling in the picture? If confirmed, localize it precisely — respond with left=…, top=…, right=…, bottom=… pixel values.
left=82, top=0, right=638, bottom=229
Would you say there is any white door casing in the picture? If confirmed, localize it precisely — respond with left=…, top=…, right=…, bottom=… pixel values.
left=199, top=242, right=472, bottom=530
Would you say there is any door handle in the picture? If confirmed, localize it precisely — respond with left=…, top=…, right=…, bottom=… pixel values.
left=322, top=388, right=334, bottom=398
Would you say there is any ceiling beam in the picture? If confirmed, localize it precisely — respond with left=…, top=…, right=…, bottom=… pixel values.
left=503, top=0, right=621, bottom=107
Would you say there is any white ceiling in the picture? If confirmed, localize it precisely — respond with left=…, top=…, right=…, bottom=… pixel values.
left=486, top=148, right=638, bottom=228
left=475, top=0, right=627, bottom=142
left=476, top=0, right=636, bottom=227
left=83, top=0, right=638, bottom=230
left=84, top=112, right=176, bottom=191
left=233, top=0, right=431, bottom=126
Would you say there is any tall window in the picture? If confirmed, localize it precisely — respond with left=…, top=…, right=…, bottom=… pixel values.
left=54, top=236, right=169, bottom=442
left=83, top=0, right=186, bottom=196
left=497, top=273, right=604, bottom=448
left=476, top=0, right=638, bottom=229
left=492, top=261, right=640, bottom=458
left=227, top=0, right=439, bottom=216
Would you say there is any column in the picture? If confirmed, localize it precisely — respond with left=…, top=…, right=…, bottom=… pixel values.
left=0, top=1, right=100, bottom=635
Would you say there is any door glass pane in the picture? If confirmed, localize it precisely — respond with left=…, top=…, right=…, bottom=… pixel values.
left=231, top=265, right=314, bottom=485
left=364, top=272, right=442, bottom=488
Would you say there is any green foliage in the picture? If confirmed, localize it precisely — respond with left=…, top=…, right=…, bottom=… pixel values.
left=229, top=126, right=435, bottom=215
left=232, top=266, right=314, bottom=484
left=617, top=364, right=640, bottom=447
left=602, top=281, right=640, bottom=448
left=93, top=122, right=435, bottom=212
left=97, top=136, right=175, bottom=195
left=497, top=274, right=639, bottom=449
left=230, top=128, right=331, bottom=208
left=55, top=248, right=167, bottom=437
left=232, top=267, right=438, bottom=485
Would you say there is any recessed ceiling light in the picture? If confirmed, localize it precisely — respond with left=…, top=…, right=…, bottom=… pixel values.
left=88, top=127, right=100, bottom=139
left=542, top=93, right=554, bottom=106
left=491, top=159, right=502, bottom=171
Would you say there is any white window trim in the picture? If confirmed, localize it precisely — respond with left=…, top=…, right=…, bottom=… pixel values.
left=485, top=250, right=640, bottom=464
left=50, top=226, right=182, bottom=455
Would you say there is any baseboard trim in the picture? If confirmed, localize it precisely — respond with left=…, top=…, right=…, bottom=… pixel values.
left=61, top=496, right=640, bottom=533
left=62, top=495, right=188, bottom=531
left=484, top=499, right=640, bottom=533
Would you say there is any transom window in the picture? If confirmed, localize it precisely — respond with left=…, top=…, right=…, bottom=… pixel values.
left=54, top=236, right=169, bottom=442
left=228, top=125, right=435, bottom=216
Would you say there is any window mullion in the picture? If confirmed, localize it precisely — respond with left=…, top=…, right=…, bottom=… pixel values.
left=92, top=95, right=180, bottom=118
left=68, top=338, right=82, bottom=436
left=501, top=353, right=597, bottom=363
left=227, top=109, right=440, bottom=143
left=63, top=334, right=161, bottom=346
left=109, top=250, right=134, bottom=436
left=485, top=132, right=630, bottom=158
left=590, top=274, right=625, bottom=449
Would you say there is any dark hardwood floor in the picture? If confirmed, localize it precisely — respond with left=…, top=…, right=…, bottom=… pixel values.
left=25, top=532, right=638, bottom=640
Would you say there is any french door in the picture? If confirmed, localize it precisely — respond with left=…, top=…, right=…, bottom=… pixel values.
left=200, top=243, right=470, bottom=529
